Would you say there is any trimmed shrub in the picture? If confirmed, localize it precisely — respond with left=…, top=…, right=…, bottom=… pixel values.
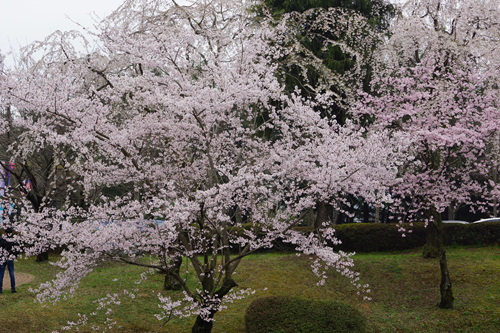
left=245, top=296, right=366, bottom=333
left=237, top=222, right=499, bottom=253
left=333, top=223, right=427, bottom=252
left=310, top=222, right=498, bottom=252
left=447, top=222, right=500, bottom=245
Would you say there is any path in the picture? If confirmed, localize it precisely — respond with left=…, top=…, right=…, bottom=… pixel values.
left=2, top=272, right=35, bottom=288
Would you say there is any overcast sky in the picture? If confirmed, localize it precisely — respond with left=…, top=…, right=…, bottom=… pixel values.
left=1, top=0, right=402, bottom=66
left=0, top=0, right=124, bottom=58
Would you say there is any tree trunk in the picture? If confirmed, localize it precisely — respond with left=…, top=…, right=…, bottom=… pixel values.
left=191, top=278, right=237, bottom=333
left=306, top=207, right=315, bottom=227
left=422, top=220, right=439, bottom=258
left=164, top=257, right=182, bottom=291
left=374, top=206, right=380, bottom=224
left=424, top=207, right=454, bottom=308
left=331, top=209, right=338, bottom=225
left=433, top=208, right=454, bottom=308
left=192, top=311, right=216, bottom=333
left=447, top=201, right=457, bottom=220
left=438, top=246, right=454, bottom=308
left=314, top=201, right=329, bottom=229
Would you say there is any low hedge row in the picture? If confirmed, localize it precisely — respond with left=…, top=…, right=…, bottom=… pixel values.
left=331, top=223, right=426, bottom=252
left=337, top=222, right=499, bottom=252
left=245, top=296, right=366, bottom=333
left=270, top=222, right=500, bottom=253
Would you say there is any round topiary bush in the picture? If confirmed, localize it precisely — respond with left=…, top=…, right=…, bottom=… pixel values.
left=245, top=296, right=367, bottom=333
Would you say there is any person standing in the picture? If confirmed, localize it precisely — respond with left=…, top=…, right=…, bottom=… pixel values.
left=0, top=228, right=20, bottom=293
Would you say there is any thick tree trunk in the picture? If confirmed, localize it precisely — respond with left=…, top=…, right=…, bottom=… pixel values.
left=314, top=201, right=329, bottom=229
left=164, top=257, right=182, bottom=291
left=192, top=312, right=216, bottom=333
left=191, top=278, right=237, bottom=333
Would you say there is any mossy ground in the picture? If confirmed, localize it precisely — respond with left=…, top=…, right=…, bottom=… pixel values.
left=0, top=246, right=498, bottom=332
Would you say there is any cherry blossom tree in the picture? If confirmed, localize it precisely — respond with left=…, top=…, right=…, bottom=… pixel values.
left=353, top=0, right=499, bottom=309
left=1, top=1, right=408, bottom=331
left=0, top=33, right=92, bottom=262
left=355, top=53, right=499, bottom=308
left=374, top=0, right=500, bottom=215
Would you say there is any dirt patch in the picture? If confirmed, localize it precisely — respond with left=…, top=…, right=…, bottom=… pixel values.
left=2, top=272, right=35, bottom=287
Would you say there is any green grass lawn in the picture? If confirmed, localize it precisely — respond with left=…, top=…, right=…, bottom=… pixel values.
left=0, top=246, right=498, bottom=332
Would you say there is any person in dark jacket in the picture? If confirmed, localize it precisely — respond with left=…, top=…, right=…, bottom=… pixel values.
left=0, top=228, right=20, bottom=293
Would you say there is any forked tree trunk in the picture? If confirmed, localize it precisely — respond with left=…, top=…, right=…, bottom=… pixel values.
left=191, top=278, right=238, bottom=333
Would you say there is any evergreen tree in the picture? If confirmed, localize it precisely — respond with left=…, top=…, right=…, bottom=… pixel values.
left=262, top=0, right=394, bottom=122
left=260, top=0, right=394, bottom=226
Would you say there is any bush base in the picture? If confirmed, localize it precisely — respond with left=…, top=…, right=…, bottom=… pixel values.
left=245, top=296, right=366, bottom=333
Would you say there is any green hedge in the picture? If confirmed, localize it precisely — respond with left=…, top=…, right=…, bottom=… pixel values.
left=245, top=296, right=366, bottom=333
left=333, top=223, right=426, bottom=252
left=443, top=222, right=500, bottom=246
left=333, top=222, right=500, bottom=252
left=271, top=222, right=499, bottom=253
